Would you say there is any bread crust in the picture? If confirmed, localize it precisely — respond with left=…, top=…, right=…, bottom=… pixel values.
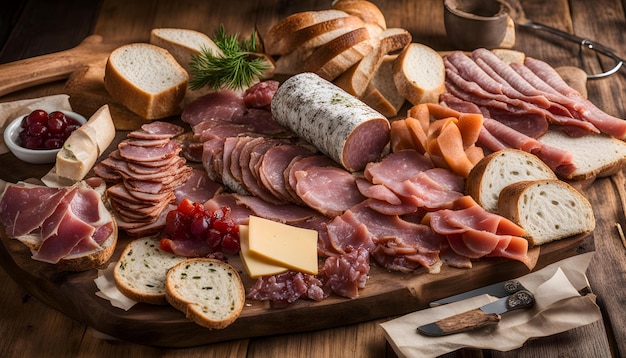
left=305, top=27, right=374, bottom=80
left=392, top=43, right=445, bottom=105
left=165, top=258, right=245, bottom=330
left=331, top=0, right=387, bottom=30
left=104, top=43, right=188, bottom=120
left=497, top=179, right=595, bottom=246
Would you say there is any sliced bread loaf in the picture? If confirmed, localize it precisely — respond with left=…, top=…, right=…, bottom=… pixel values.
left=264, top=9, right=349, bottom=55
left=334, top=27, right=411, bottom=97
left=392, top=43, right=445, bottom=105
left=361, top=54, right=405, bottom=117
left=331, top=0, right=387, bottom=31
left=114, top=237, right=187, bottom=305
left=150, top=28, right=222, bottom=73
left=466, top=149, right=558, bottom=213
left=304, top=27, right=375, bottom=81
left=537, top=130, right=626, bottom=180
left=166, top=258, right=245, bottom=329
left=104, top=43, right=189, bottom=119
left=497, top=179, right=596, bottom=246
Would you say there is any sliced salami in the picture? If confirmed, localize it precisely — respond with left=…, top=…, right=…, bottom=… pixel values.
left=271, top=72, right=390, bottom=172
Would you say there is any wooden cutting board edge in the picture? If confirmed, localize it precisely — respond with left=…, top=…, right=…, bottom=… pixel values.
left=0, top=223, right=586, bottom=347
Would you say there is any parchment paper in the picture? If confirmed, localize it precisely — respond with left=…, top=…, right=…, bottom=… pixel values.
left=380, top=252, right=601, bottom=358
left=0, top=94, right=72, bottom=154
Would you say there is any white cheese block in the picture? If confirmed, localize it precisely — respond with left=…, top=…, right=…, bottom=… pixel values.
left=246, top=215, right=319, bottom=275
left=239, top=225, right=289, bottom=278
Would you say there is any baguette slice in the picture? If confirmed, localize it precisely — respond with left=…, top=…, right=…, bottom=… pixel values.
left=361, top=54, right=405, bottom=117
left=392, top=43, right=445, bottom=105
left=104, top=43, right=189, bottom=119
left=166, top=258, right=245, bottom=330
left=114, top=237, right=187, bottom=305
left=304, top=27, right=375, bottom=81
left=331, top=0, right=387, bottom=31
left=334, top=28, right=411, bottom=97
left=497, top=179, right=596, bottom=246
left=264, top=9, right=349, bottom=55
left=466, top=149, right=558, bottom=213
left=537, top=130, right=626, bottom=180
left=150, top=28, right=222, bottom=73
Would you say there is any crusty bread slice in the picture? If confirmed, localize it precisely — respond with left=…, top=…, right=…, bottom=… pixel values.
left=361, top=54, right=405, bottom=117
left=271, top=15, right=364, bottom=56
left=466, top=149, right=558, bottom=213
left=392, top=43, right=445, bottom=105
left=497, top=179, right=596, bottom=246
left=264, top=9, right=349, bottom=55
left=166, top=258, right=245, bottom=330
left=331, top=0, right=387, bottom=31
left=304, top=27, right=375, bottom=81
left=104, top=43, right=189, bottom=119
left=150, top=28, right=222, bottom=73
left=491, top=48, right=525, bottom=65
left=334, top=28, right=411, bottom=97
left=113, top=237, right=187, bottom=305
left=537, top=130, right=626, bottom=180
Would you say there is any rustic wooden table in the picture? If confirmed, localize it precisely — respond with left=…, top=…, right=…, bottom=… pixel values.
left=1, top=0, right=625, bottom=357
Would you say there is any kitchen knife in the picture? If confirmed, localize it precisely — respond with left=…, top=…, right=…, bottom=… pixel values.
left=430, top=279, right=527, bottom=306
left=417, top=289, right=535, bottom=336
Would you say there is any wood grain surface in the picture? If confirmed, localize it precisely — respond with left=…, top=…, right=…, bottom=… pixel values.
left=1, top=0, right=625, bottom=357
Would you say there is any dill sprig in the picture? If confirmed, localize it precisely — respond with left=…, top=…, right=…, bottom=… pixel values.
left=189, top=25, right=270, bottom=91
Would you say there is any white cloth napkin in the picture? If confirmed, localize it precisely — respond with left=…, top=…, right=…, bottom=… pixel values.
left=380, top=252, right=601, bottom=358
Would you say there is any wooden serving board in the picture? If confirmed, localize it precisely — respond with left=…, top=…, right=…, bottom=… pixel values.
left=0, top=38, right=587, bottom=347
left=0, top=222, right=584, bottom=347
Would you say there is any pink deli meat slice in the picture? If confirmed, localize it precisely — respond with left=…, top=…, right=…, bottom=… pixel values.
left=0, top=184, right=71, bottom=237
left=118, top=140, right=181, bottom=162
left=258, top=144, right=315, bottom=203
left=182, top=89, right=247, bottom=126
left=173, top=168, right=224, bottom=205
left=232, top=193, right=323, bottom=224
left=293, top=163, right=366, bottom=217
left=243, top=80, right=279, bottom=109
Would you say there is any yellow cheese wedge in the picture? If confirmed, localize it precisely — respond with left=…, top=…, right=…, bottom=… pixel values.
left=247, top=216, right=319, bottom=275
left=239, top=225, right=289, bottom=278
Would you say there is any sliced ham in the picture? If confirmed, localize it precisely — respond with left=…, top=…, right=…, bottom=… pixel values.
left=293, top=162, right=365, bottom=217
left=0, top=184, right=71, bottom=237
left=232, top=193, right=322, bottom=224
left=173, top=168, right=224, bottom=205
left=181, top=89, right=246, bottom=126
left=258, top=144, right=315, bottom=203
left=243, top=80, right=279, bottom=109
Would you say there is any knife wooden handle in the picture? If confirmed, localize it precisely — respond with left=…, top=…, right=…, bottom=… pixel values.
left=417, top=308, right=501, bottom=336
left=0, top=35, right=120, bottom=98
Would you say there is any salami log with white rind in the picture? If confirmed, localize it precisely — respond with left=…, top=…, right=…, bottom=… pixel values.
left=271, top=72, right=390, bottom=172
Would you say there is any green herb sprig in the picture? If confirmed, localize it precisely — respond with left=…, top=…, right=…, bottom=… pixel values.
left=189, top=25, right=270, bottom=91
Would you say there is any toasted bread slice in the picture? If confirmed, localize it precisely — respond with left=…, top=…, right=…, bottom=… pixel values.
left=166, top=258, right=245, bottom=329
left=114, top=237, right=187, bottom=305
left=361, top=54, right=406, bottom=117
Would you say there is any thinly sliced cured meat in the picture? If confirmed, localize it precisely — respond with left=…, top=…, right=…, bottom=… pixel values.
left=324, top=210, right=375, bottom=255
left=173, top=169, right=224, bottom=205
left=181, top=89, right=246, bottom=126
left=271, top=72, right=390, bottom=172
left=203, top=193, right=253, bottom=226
left=364, top=149, right=434, bottom=196
left=258, top=144, right=315, bottom=203
left=523, top=57, right=626, bottom=140
left=355, top=178, right=402, bottom=205
left=293, top=164, right=365, bottom=217
left=232, top=193, right=322, bottom=224
left=0, top=184, right=71, bottom=237
left=118, top=141, right=181, bottom=162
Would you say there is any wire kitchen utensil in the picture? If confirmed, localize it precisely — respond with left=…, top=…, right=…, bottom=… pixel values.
left=501, top=0, right=624, bottom=79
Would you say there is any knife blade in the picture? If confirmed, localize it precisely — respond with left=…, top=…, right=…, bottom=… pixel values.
left=417, top=289, right=535, bottom=336
left=430, top=279, right=527, bottom=307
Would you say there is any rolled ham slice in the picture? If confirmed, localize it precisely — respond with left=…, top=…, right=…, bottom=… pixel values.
left=271, top=72, right=390, bottom=172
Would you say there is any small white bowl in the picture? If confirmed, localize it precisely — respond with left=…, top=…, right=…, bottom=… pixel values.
left=4, top=110, right=87, bottom=164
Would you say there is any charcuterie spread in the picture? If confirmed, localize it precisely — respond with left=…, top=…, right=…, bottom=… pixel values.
left=1, top=0, right=625, bottom=347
